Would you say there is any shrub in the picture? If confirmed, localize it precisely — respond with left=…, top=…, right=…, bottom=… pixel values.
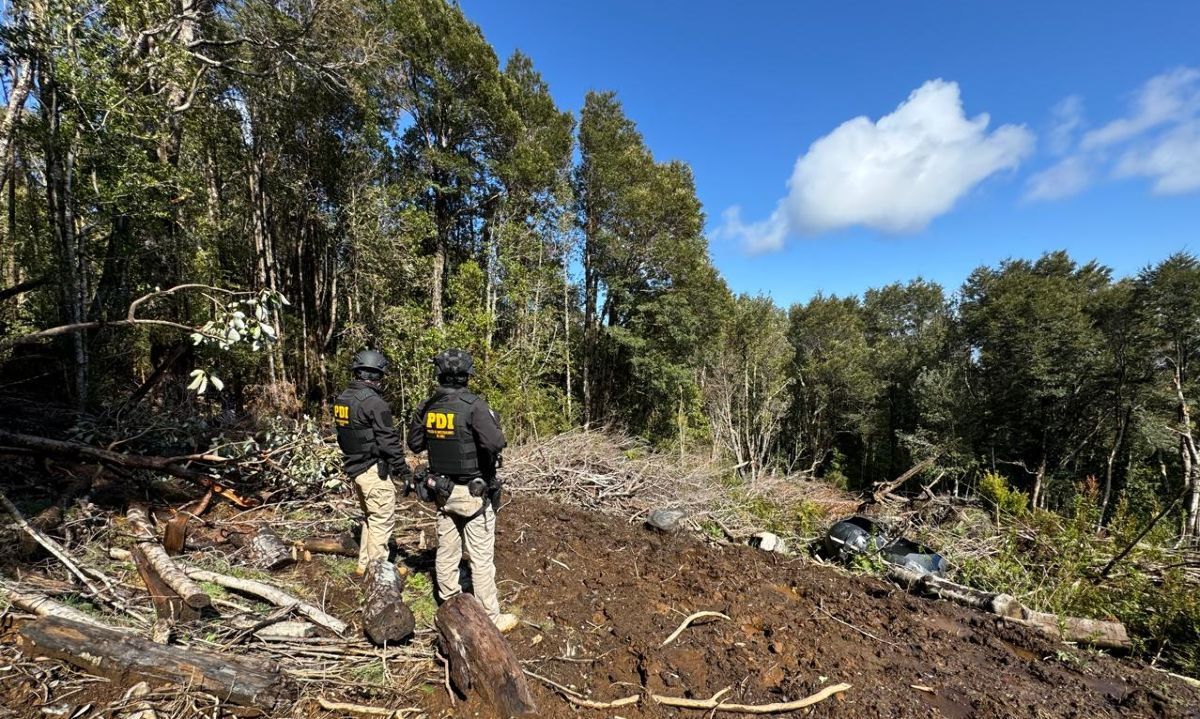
left=977, top=472, right=1029, bottom=517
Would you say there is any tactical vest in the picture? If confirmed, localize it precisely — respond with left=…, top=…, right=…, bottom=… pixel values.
left=422, top=389, right=479, bottom=477
left=332, top=386, right=377, bottom=457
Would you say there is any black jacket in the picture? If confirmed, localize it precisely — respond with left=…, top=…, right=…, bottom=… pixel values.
left=407, top=385, right=507, bottom=475
left=335, top=380, right=408, bottom=479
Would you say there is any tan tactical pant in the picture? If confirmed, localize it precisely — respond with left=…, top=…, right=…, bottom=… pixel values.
left=353, top=465, right=396, bottom=573
left=436, top=484, right=500, bottom=619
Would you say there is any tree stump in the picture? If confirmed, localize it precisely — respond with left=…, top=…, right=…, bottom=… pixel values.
left=363, top=560, right=415, bottom=646
left=131, top=545, right=198, bottom=621
left=435, top=594, right=536, bottom=717
left=126, top=506, right=209, bottom=610
left=19, top=616, right=295, bottom=710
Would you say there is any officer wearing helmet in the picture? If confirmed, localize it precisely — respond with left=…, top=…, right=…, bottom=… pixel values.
left=407, top=348, right=515, bottom=632
left=332, top=349, right=411, bottom=575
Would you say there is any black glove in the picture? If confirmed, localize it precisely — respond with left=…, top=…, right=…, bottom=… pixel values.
left=392, top=461, right=415, bottom=495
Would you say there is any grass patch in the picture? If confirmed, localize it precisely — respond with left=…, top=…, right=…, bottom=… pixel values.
left=403, top=571, right=437, bottom=628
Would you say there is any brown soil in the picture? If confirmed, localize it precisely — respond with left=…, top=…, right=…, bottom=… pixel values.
left=423, top=497, right=1200, bottom=719
left=3, top=493, right=1198, bottom=719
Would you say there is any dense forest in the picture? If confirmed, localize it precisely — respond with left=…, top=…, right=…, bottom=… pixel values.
left=1, top=0, right=1199, bottom=546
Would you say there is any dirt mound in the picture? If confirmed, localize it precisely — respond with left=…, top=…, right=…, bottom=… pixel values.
left=450, top=497, right=1200, bottom=719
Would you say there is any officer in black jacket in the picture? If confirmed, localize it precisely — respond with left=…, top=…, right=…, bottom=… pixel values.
left=333, top=349, right=411, bottom=575
left=407, top=348, right=516, bottom=632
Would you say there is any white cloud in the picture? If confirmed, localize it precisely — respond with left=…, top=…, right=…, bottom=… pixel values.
left=1024, top=155, right=1092, bottom=201
left=1081, top=67, right=1200, bottom=149
left=717, top=79, right=1034, bottom=251
left=1048, top=95, right=1084, bottom=156
left=715, top=205, right=789, bottom=254
left=1029, top=67, right=1200, bottom=202
left=1116, top=120, right=1200, bottom=194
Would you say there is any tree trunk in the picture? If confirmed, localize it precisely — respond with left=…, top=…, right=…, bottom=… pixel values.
left=0, top=57, right=33, bottom=193
left=362, top=559, right=414, bottom=646
left=1098, top=406, right=1130, bottom=530
left=131, top=544, right=198, bottom=621
left=19, top=616, right=296, bottom=710
left=435, top=593, right=537, bottom=717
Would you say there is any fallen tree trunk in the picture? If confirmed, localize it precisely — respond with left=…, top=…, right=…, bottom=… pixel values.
left=0, top=581, right=104, bottom=626
left=887, top=566, right=1131, bottom=650
left=126, top=506, right=209, bottom=610
left=0, top=430, right=253, bottom=507
left=19, top=616, right=295, bottom=710
left=436, top=593, right=536, bottom=717
left=363, top=560, right=414, bottom=646
left=182, top=566, right=348, bottom=636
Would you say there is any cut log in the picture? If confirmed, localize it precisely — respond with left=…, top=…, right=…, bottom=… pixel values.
left=435, top=593, right=536, bottom=717
left=18, top=616, right=295, bottom=710
left=245, top=527, right=294, bottom=570
left=182, top=567, right=348, bottom=636
left=300, top=533, right=359, bottom=558
left=130, top=545, right=198, bottom=621
left=126, top=506, right=210, bottom=610
left=363, top=560, right=414, bottom=646
left=0, top=581, right=104, bottom=626
left=887, top=566, right=1131, bottom=649
left=887, top=565, right=1021, bottom=617
left=1009, top=610, right=1131, bottom=651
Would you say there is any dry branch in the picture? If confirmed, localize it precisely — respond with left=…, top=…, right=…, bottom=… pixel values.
left=0, top=430, right=253, bottom=507
left=660, top=610, right=731, bottom=647
left=1, top=489, right=116, bottom=603
left=650, top=682, right=852, bottom=713
left=315, top=697, right=419, bottom=717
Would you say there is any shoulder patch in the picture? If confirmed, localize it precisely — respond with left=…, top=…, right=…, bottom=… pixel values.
left=459, top=391, right=479, bottom=405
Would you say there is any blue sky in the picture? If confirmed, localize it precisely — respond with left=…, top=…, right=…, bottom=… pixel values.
left=460, top=1, right=1200, bottom=306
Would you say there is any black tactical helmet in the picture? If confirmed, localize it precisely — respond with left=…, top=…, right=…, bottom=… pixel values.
left=350, top=348, right=390, bottom=375
left=432, top=348, right=475, bottom=377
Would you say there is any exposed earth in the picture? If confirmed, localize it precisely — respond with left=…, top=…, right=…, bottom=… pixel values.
left=3, top=491, right=1199, bottom=719
left=423, top=497, right=1200, bottom=718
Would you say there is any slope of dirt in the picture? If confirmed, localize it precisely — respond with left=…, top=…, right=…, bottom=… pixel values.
left=430, top=497, right=1200, bottom=719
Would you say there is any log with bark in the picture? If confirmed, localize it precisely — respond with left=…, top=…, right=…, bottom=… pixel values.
left=887, top=565, right=1131, bottom=650
left=126, top=506, right=210, bottom=610
left=18, top=616, right=296, bottom=710
left=229, top=526, right=294, bottom=571
left=435, top=593, right=536, bottom=717
left=0, top=581, right=104, bottom=626
left=181, top=566, right=348, bottom=636
left=363, top=560, right=415, bottom=646
left=299, top=533, right=360, bottom=559
left=0, top=430, right=253, bottom=507
left=130, top=545, right=198, bottom=621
